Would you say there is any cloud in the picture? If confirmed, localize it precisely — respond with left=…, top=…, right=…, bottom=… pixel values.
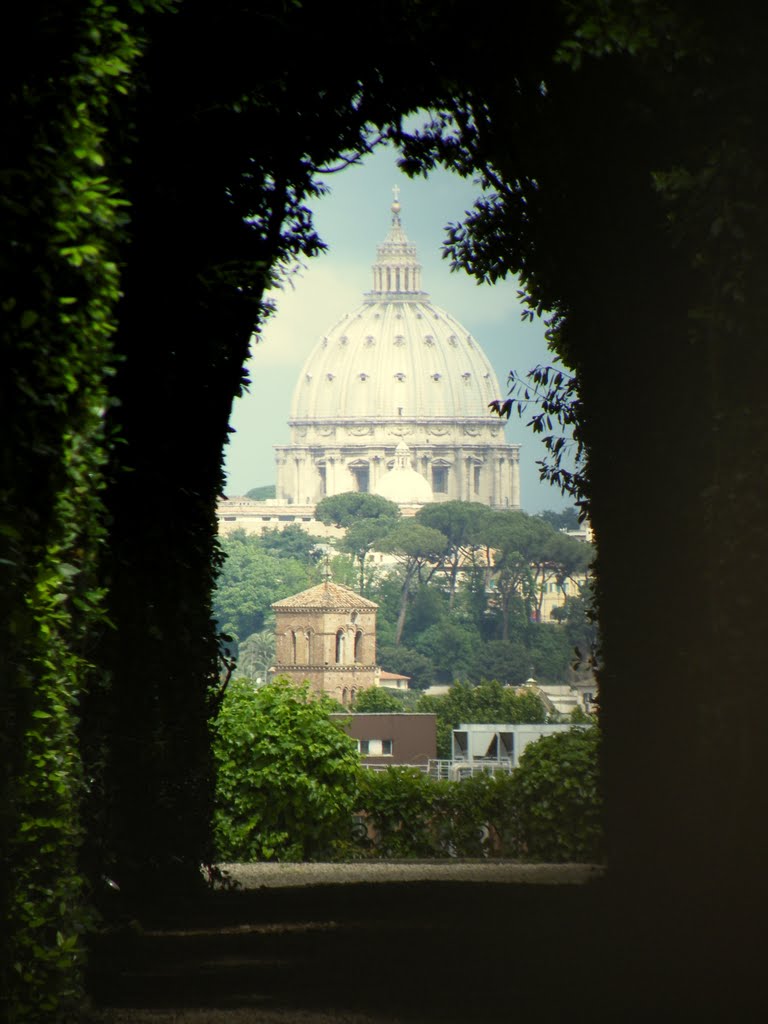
left=249, top=261, right=362, bottom=369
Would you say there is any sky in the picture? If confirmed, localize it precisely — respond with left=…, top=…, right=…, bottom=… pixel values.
left=223, top=143, right=572, bottom=514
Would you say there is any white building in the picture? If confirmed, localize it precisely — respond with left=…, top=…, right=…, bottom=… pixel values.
left=274, top=193, right=521, bottom=510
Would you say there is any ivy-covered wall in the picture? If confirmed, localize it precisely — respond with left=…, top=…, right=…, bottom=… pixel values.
left=0, top=2, right=143, bottom=1018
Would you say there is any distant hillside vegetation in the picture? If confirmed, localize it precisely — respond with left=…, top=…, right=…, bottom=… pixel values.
left=245, top=484, right=276, bottom=500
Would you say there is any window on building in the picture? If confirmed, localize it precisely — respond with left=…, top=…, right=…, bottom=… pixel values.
left=335, top=629, right=345, bottom=664
left=432, top=465, right=449, bottom=493
left=500, top=733, right=514, bottom=759
left=354, top=629, right=363, bottom=663
left=318, top=465, right=326, bottom=496
left=454, top=731, right=468, bottom=760
left=291, top=631, right=297, bottom=662
left=358, top=739, right=393, bottom=756
left=350, top=464, right=370, bottom=493
left=473, top=465, right=481, bottom=494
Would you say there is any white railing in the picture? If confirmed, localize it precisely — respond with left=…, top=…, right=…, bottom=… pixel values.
left=359, top=759, right=514, bottom=778
left=429, top=759, right=514, bottom=780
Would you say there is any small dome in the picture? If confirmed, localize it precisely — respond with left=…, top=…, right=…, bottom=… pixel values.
left=374, top=442, right=433, bottom=505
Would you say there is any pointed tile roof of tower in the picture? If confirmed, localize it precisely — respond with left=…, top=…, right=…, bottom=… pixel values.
left=272, top=580, right=378, bottom=612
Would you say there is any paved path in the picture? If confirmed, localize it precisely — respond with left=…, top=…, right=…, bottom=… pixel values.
left=220, top=860, right=603, bottom=888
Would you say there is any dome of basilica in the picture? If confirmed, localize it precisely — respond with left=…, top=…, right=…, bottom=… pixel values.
left=290, top=213, right=502, bottom=423
left=275, top=194, right=521, bottom=510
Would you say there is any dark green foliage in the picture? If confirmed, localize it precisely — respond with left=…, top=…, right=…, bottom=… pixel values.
left=235, top=630, right=275, bottom=683
left=377, top=644, right=436, bottom=690
left=213, top=530, right=317, bottom=646
left=0, top=1, right=146, bottom=1016
left=380, top=521, right=447, bottom=643
left=259, top=524, right=323, bottom=565
left=353, top=768, right=438, bottom=859
left=213, top=678, right=360, bottom=861
left=315, top=492, right=401, bottom=529
left=415, top=501, right=489, bottom=607
left=470, top=639, right=533, bottom=686
left=245, top=484, right=276, bottom=500
left=348, top=764, right=593, bottom=861
left=400, top=584, right=449, bottom=642
left=363, top=506, right=592, bottom=668
left=414, top=620, right=479, bottom=684
left=511, top=727, right=602, bottom=862
left=537, top=507, right=581, bottom=532
left=351, top=688, right=404, bottom=713
left=437, top=773, right=521, bottom=858
left=417, top=681, right=548, bottom=758
left=317, top=492, right=400, bottom=591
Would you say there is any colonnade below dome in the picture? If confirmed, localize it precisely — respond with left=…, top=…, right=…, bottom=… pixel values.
left=274, top=437, right=521, bottom=509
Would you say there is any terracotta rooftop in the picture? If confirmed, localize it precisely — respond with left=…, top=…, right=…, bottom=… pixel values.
left=272, top=580, right=378, bottom=611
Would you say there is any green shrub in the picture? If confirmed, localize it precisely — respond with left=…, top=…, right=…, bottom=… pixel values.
left=213, top=678, right=360, bottom=861
left=353, top=768, right=440, bottom=858
left=438, top=772, right=521, bottom=858
left=511, top=726, right=603, bottom=862
left=350, top=769, right=523, bottom=859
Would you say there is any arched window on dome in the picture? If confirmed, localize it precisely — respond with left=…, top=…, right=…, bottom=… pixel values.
left=335, top=629, right=345, bottom=664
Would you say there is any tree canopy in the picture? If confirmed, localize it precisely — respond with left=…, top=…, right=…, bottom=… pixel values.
left=417, top=681, right=548, bottom=758
left=214, top=530, right=316, bottom=647
left=316, top=492, right=401, bottom=591
left=213, top=678, right=359, bottom=862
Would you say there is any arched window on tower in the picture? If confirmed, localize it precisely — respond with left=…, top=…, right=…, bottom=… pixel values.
left=296, top=629, right=308, bottom=663
left=354, top=629, right=364, bottom=663
left=335, top=629, right=345, bottom=664
left=291, top=630, right=297, bottom=663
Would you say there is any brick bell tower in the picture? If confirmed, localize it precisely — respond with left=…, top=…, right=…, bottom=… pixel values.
left=271, top=571, right=380, bottom=706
